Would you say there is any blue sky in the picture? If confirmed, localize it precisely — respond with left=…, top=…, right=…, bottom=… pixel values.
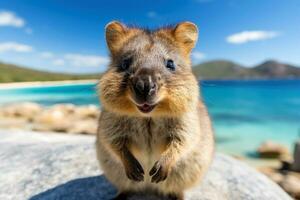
left=0, top=0, right=299, bottom=74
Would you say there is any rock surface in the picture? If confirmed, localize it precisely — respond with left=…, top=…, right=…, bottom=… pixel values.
left=279, top=175, right=300, bottom=199
left=292, top=140, right=300, bottom=172
left=259, top=167, right=300, bottom=199
left=0, top=130, right=292, bottom=200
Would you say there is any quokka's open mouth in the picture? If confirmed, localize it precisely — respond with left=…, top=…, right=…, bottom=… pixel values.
left=136, top=103, right=156, bottom=113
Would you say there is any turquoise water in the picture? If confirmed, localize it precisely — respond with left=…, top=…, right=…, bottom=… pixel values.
left=0, top=80, right=300, bottom=156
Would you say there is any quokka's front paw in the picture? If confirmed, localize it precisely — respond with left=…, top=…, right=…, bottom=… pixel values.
left=149, top=159, right=171, bottom=183
left=124, top=155, right=144, bottom=182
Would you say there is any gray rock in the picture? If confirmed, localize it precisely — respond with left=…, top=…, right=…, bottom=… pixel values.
left=0, top=130, right=292, bottom=200
left=279, top=175, right=300, bottom=199
left=0, top=103, right=99, bottom=135
left=257, top=141, right=289, bottom=159
left=0, top=102, right=42, bottom=120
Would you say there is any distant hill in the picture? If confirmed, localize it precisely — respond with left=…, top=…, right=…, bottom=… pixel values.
left=1, top=59, right=300, bottom=83
left=193, top=60, right=300, bottom=79
left=0, top=62, right=100, bottom=83
left=253, top=60, right=300, bottom=78
left=192, top=60, right=251, bottom=79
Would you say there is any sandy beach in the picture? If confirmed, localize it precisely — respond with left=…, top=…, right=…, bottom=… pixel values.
left=0, top=79, right=98, bottom=89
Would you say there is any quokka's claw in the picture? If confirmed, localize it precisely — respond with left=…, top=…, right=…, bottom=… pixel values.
left=126, top=169, right=144, bottom=182
left=150, top=161, right=169, bottom=183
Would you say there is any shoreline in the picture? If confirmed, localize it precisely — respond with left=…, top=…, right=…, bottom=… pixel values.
left=0, top=79, right=98, bottom=90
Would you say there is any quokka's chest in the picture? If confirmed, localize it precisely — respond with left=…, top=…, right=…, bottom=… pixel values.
left=122, top=119, right=171, bottom=169
left=126, top=119, right=169, bottom=151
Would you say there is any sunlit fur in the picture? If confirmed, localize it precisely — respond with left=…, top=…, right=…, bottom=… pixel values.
left=97, top=21, right=214, bottom=200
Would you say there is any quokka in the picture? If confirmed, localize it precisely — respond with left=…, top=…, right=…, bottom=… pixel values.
left=96, top=21, right=214, bottom=200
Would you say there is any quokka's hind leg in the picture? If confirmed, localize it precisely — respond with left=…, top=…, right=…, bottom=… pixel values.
left=167, top=192, right=184, bottom=200
left=112, top=191, right=131, bottom=200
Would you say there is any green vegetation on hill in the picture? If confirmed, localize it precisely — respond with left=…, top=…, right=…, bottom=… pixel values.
left=1, top=59, right=300, bottom=83
left=192, top=60, right=250, bottom=79
left=192, top=60, right=300, bottom=79
left=0, top=62, right=100, bottom=83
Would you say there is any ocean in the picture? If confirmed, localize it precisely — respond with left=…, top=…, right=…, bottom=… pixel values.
left=1, top=79, right=300, bottom=157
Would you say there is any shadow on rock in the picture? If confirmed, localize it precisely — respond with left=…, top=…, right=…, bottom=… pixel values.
left=29, top=175, right=170, bottom=200
left=30, top=175, right=117, bottom=200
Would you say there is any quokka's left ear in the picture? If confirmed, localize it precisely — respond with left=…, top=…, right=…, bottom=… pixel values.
left=173, top=22, right=198, bottom=54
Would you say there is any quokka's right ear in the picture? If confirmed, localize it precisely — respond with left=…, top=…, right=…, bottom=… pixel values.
left=105, top=21, right=127, bottom=54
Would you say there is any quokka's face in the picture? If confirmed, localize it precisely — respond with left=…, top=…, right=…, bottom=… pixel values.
left=99, top=21, right=200, bottom=117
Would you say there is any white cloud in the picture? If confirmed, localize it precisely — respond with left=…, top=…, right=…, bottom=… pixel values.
left=226, top=30, right=280, bottom=44
left=0, top=42, right=33, bottom=53
left=0, top=11, right=25, bottom=28
left=40, top=51, right=54, bottom=59
left=147, top=11, right=157, bottom=18
left=53, top=59, right=65, bottom=66
left=64, top=53, right=109, bottom=67
left=192, top=51, right=205, bottom=61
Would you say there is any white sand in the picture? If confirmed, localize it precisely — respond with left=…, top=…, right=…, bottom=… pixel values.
left=0, top=79, right=98, bottom=89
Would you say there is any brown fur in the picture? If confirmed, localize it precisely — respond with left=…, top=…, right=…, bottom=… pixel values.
left=96, top=21, right=214, bottom=199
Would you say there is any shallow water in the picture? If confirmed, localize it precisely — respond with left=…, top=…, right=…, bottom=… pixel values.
left=1, top=79, right=300, bottom=157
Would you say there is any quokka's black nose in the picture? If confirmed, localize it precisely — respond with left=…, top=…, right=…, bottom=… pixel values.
left=134, top=75, right=157, bottom=99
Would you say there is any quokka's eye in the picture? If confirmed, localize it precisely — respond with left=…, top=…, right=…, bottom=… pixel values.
left=165, top=59, right=175, bottom=71
left=120, top=58, right=132, bottom=71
